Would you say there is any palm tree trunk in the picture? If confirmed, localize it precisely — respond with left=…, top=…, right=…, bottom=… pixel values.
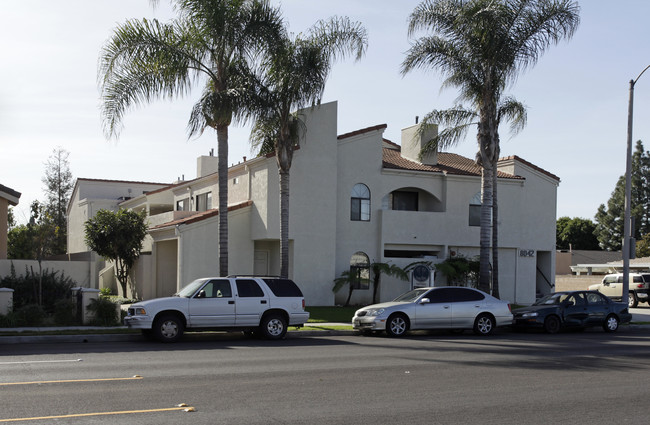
left=279, top=168, right=290, bottom=278
left=491, top=155, right=500, bottom=299
left=479, top=164, right=493, bottom=294
left=217, top=124, right=229, bottom=276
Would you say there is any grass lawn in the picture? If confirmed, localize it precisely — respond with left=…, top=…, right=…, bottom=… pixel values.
left=306, top=306, right=357, bottom=323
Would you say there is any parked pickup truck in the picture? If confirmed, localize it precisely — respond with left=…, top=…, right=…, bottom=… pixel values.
left=124, top=276, right=310, bottom=342
left=588, top=272, right=650, bottom=308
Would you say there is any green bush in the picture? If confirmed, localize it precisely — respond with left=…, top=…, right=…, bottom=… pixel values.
left=53, top=299, right=78, bottom=326
left=12, top=304, right=46, bottom=327
left=86, top=297, right=119, bottom=326
left=99, top=287, right=113, bottom=297
left=0, top=263, right=77, bottom=314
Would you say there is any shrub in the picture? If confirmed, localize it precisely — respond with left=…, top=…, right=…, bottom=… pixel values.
left=86, top=297, right=119, bottom=326
left=53, top=299, right=78, bottom=326
left=12, top=304, right=46, bottom=327
left=99, top=287, right=112, bottom=297
left=0, top=264, right=77, bottom=314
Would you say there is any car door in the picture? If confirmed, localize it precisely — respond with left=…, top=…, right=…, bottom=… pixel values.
left=234, top=279, right=270, bottom=326
left=600, top=275, right=620, bottom=298
left=413, top=288, right=453, bottom=329
left=187, top=279, right=236, bottom=327
left=561, top=293, right=589, bottom=327
left=584, top=292, right=611, bottom=325
left=450, top=288, right=485, bottom=329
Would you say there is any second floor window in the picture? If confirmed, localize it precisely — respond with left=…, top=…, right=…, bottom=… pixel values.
left=176, top=197, right=189, bottom=211
left=196, top=192, right=212, bottom=211
left=351, top=183, right=370, bottom=221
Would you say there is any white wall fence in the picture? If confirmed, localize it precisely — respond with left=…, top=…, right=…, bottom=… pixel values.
left=0, top=254, right=103, bottom=289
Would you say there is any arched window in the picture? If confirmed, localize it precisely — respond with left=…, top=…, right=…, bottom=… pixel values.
left=469, top=192, right=481, bottom=227
left=350, top=252, right=370, bottom=290
left=350, top=183, right=370, bottom=221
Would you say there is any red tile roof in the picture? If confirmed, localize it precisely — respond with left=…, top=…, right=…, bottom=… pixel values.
left=382, top=148, right=522, bottom=179
left=150, top=200, right=253, bottom=230
left=499, top=155, right=560, bottom=182
left=338, top=124, right=387, bottom=140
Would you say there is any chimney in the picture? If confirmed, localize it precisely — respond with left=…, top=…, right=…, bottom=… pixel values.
left=401, top=122, right=438, bottom=165
left=197, top=155, right=219, bottom=178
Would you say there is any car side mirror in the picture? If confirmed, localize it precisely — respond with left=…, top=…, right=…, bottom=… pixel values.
left=196, top=290, right=206, bottom=299
left=563, top=301, right=574, bottom=307
left=419, top=298, right=430, bottom=304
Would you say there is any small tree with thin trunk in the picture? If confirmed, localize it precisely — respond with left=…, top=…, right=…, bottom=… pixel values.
left=84, top=209, right=148, bottom=297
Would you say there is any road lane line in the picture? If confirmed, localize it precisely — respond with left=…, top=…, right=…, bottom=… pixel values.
left=0, top=376, right=143, bottom=386
left=0, top=406, right=193, bottom=422
left=0, top=359, right=82, bottom=365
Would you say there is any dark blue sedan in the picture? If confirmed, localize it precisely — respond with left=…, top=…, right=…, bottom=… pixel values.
left=512, top=291, right=632, bottom=333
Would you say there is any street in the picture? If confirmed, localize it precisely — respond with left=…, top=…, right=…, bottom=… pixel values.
left=2, top=328, right=650, bottom=424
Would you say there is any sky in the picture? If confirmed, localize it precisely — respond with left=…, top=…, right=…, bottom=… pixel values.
left=2, top=0, right=650, bottom=224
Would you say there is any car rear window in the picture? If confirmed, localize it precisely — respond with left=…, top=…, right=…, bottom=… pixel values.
left=263, top=279, right=304, bottom=297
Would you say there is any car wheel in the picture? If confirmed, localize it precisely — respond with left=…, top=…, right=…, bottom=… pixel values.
left=604, top=314, right=620, bottom=332
left=628, top=292, right=638, bottom=308
left=386, top=314, right=409, bottom=337
left=543, top=315, right=561, bottom=334
left=153, top=314, right=184, bottom=343
left=473, top=314, right=495, bottom=336
left=259, top=314, right=287, bottom=340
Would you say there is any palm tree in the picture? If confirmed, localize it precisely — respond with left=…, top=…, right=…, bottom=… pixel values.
left=250, top=17, right=367, bottom=278
left=401, top=0, right=579, bottom=294
left=369, top=262, right=408, bottom=304
left=98, top=0, right=283, bottom=276
left=416, top=98, right=527, bottom=297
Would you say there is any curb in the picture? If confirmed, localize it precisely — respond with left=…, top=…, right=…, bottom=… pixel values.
left=0, top=328, right=356, bottom=345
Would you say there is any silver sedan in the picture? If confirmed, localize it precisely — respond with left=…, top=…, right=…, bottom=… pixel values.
left=353, top=286, right=513, bottom=337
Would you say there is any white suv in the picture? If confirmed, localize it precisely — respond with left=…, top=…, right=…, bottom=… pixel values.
left=588, top=272, right=650, bottom=308
left=124, top=276, right=309, bottom=342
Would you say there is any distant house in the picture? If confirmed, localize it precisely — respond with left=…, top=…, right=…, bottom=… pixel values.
left=0, top=183, right=21, bottom=260
left=67, top=101, right=559, bottom=305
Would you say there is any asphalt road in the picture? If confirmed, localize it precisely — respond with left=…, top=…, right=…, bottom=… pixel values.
left=2, top=328, right=650, bottom=424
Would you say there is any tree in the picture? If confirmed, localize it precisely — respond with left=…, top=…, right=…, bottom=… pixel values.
left=595, top=140, right=649, bottom=250
left=251, top=16, right=367, bottom=278
left=84, top=209, right=148, bottom=297
left=369, top=262, right=408, bottom=304
left=636, top=234, right=650, bottom=258
left=401, top=0, right=579, bottom=296
left=332, top=269, right=369, bottom=307
left=99, top=0, right=283, bottom=276
left=556, top=216, right=599, bottom=250
left=7, top=207, right=15, bottom=230
left=42, top=147, right=73, bottom=255
left=434, top=255, right=480, bottom=287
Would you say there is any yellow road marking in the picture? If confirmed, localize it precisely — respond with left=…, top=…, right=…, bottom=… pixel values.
left=0, top=406, right=193, bottom=422
left=0, top=376, right=143, bottom=386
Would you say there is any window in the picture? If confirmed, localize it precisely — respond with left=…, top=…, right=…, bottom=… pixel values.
left=351, top=184, right=370, bottom=221
left=236, top=279, right=265, bottom=297
left=392, top=191, right=418, bottom=211
left=263, top=279, right=304, bottom=297
left=426, top=288, right=455, bottom=303
left=176, top=197, right=190, bottom=211
left=469, top=192, right=481, bottom=227
left=196, top=192, right=212, bottom=211
left=586, top=292, right=608, bottom=305
left=452, top=288, right=485, bottom=302
left=350, top=252, right=370, bottom=290
left=200, top=279, right=232, bottom=298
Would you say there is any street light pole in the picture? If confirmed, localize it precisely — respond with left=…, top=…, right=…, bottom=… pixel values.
left=623, top=64, right=650, bottom=303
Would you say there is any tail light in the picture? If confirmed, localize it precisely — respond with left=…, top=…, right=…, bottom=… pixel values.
left=508, top=303, right=512, bottom=312
left=302, top=299, right=305, bottom=310
left=637, top=284, right=644, bottom=289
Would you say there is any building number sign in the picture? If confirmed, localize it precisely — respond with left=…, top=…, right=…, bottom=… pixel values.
left=519, top=249, right=535, bottom=258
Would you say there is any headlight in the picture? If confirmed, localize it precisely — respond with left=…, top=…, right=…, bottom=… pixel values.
left=368, top=308, right=385, bottom=316
left=133, top=308, right=147, bottom=315
left=522, top=312, right=538, bottom=318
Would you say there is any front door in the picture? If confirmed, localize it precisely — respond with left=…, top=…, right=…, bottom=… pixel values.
left=413, top=288, right=454, bottom=329
left=188, top=279, right=236, bottom=327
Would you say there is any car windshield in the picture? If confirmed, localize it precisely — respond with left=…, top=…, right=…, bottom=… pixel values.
left=174, top=278, right=209, bottom=298
left=393, top=288, right=429, bottom=303
left=534, top=293, right=570, bottom=305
